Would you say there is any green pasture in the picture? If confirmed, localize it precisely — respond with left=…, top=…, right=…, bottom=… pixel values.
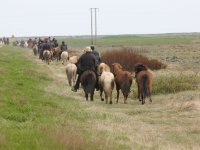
left=58, top=34, right=200, bottom=47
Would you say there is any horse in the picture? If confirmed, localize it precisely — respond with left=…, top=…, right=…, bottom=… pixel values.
left=69, top=56, right=78, bottom=65
left=99, top=63, right=115, bottom=104
left=134, top=63, right=153, bottom=105
left=43, top=50, right=52, bottom=65
left=61, top=51, right=69, bottom=65
left=24, top=42, right=28, bottom=48
left=80, top=70, right=96, bottom=101
left=53, top=47, right=62, bottom=61
left=66, top=63, right=77, bottom=87
left=112, top=63, right=133, bottom=104
left=32, top=44, right=38, bottom=56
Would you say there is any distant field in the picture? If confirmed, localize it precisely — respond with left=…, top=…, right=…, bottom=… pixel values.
left=56, top=34, right=200, bottom=47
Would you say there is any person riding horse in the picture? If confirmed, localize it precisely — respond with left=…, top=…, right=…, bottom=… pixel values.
left=71, top=46, right=99, bottom=92
left=60, top=41, right=67, bottom=52
left=90, top=45, right=101, bottom=65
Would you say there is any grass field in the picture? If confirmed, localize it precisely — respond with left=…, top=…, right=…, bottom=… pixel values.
left=0, top=34, right=200, bottom=150
left=58, top=34, right=200, bottom=47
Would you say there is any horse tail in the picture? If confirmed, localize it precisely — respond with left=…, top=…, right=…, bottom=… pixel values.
left=121, top=74, right=131, bottom=96
left=142, top=74, right=149, bottom=98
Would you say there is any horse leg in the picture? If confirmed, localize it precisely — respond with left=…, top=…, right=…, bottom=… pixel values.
left=105, top=93, right=108, bottom=104
left=91, top=92, right=94, bottom=101
left=141, top=92, right=145, bottom=105
left=100, top=89, right=104, bottom=101
left=124, top=95, right=127, bottom=104
left=138, top=84, right=142, bottom=101
left=109, top=92, right=113, bottom=104
left=149, top=85, right=152, bottom=103
left=149, top=95, right=152, bottom=103
left=85, top=93, right=88, bottom=101
left=116, top=89, right=119, bottom=103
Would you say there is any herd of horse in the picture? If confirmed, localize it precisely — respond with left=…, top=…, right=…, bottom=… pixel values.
left=28, top=44, right=153, bottom=105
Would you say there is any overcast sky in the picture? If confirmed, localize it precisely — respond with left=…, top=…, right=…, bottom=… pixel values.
left=0, top=0, right=200, bottom=37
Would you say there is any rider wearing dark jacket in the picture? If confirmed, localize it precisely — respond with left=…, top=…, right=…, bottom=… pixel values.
left=72, top=46, right=99, bottom=92
left=90, top=45, right=101, bottom=65
left=60, top=41, right=67, bottom=52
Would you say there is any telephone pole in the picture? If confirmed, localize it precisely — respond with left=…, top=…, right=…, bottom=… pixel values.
left=90, top=8, right=94, bottom=45
left=90, top=8, right=98, bottom=45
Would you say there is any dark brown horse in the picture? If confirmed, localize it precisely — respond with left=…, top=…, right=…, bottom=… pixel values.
left=134, top=63, right=153, bottom=105
left=53, top=47, right=62, bottom=61
left=80, top=70, right=96, bottom=101
left=112, top=63, right=132, bottom=104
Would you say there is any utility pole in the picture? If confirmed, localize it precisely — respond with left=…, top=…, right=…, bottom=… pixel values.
left=94, top=8, right=98, bottom=44
left=90, top=8, right=94, bottom=45
left=90, top=8, right=98, bottom=45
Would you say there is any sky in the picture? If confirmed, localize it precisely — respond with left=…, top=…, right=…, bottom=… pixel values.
left=0, top=0, right=200, bottom=37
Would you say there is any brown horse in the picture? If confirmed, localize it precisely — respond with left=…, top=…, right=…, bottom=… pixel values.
left=32, top=44, right=38, bottom=56
left=80, top=70, right=96, bottom=101
left=53, top=47, right=62, bottom=61
left=112, top=63, right=132, bottom=104
left=43, top=50, right=52, bottom=65
left=134, top=63, right=153, bottom=105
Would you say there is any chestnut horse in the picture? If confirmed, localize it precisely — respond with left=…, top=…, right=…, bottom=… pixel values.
left=80, top=70, right=96, bottom=101
left=112, top=63, right=132, bottom=104
left=134, top=63, right=153, bottom=104
left=53, top=47, right=62, bottom=61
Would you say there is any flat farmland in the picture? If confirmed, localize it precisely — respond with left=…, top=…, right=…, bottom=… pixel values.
left=0, top=34, right=200, bottom=150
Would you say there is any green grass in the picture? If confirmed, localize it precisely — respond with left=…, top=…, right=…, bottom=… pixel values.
left=58, top=34, right=200, bottom=47
left=0, top=46, right=133, bottom=150
left=152, top=74, right=200, bottom=95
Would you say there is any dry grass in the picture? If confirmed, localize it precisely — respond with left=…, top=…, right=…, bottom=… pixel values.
left=19, top=44, right=200, bottom=150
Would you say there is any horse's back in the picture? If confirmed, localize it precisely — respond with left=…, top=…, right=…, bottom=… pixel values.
left=136, top=70, right=153, bottom=85
left=100, top=72, right=115, bottom=92
left=80, top=70, right=96, bottom=94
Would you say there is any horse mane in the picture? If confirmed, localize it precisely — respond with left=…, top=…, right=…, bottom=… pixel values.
left=99, top=63, right=110, bottom=74
left=134, top=63, right=148, bottom=74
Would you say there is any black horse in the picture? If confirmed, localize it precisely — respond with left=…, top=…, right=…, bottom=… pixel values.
left=80, top=70, right=96, bottom=101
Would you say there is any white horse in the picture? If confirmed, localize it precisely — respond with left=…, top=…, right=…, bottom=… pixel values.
left=61, top=51, right=69, bottom=65
left=24, top=42, right=28, bottom=48
left=66, top=63, right=77, bottom=87
left=69, top=56, right=78, bottom=65
left=99, top=63, right=115, bottom=104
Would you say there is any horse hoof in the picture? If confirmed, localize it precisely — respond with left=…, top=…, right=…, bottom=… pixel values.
left=101, top=99, right=104, bottom=101
left=110, top=101, right=112, bottom=104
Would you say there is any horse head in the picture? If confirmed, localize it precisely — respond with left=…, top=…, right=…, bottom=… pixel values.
left=112, top=63, right=122, bottom=76
left=134, top=63, right=148, bottom=75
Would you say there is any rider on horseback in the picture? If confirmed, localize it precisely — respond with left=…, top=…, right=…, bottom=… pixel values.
left=71, top=46, right=99, bottom=92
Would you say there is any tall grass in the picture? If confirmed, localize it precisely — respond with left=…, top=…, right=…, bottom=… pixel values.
left=152, top=74, right=200, bottom=95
